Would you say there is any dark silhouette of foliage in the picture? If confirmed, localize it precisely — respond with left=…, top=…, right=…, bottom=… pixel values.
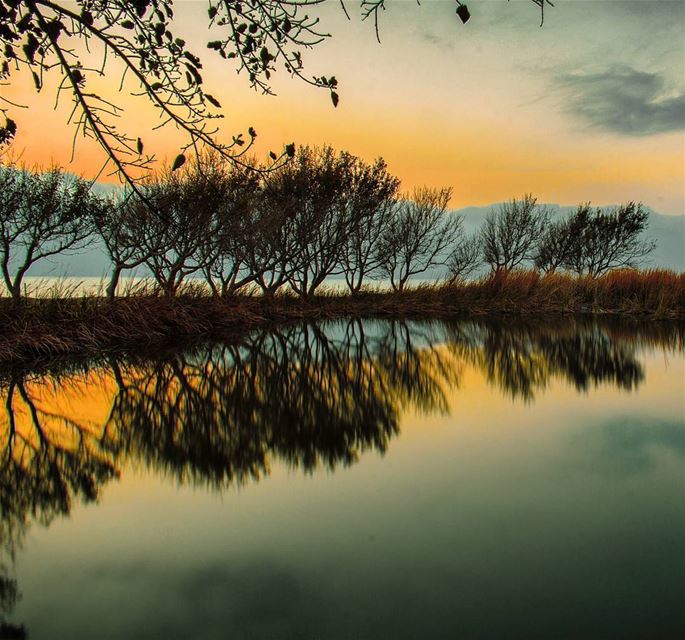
left=274, top=146, right=355, bottom=297
left=196, top=154, right=263, bottom=296
left=0, top=0, right=553, bottom=188
left=91, top=194, right=156, bottom=300
left=117, top=159, right=226, bottom=296
left=0, top=149, right=662, bottom=304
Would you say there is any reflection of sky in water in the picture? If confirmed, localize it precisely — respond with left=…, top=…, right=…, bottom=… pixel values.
left=2, top=320, right=684, bottom=640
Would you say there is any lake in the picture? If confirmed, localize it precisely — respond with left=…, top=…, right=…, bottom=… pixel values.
left=1, top=317, right=683, bottom=639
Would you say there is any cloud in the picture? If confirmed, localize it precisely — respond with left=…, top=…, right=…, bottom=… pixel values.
left=568, top=416, right=685, bottom=476
left=557, top=65, right=685, bottom=136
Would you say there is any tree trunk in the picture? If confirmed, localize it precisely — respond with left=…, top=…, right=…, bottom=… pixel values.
left=107, top=265, right=123, bottom=300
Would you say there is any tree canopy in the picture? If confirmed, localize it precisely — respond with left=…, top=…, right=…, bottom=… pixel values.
left=0, top=0, right=552, bottom=187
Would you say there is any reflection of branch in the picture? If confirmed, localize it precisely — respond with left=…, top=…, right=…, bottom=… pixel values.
left=449, top=318, right=647, bottom=401
left=0, top=374, right=119, bottom=538
left=98, top=319, right=466, bottom=493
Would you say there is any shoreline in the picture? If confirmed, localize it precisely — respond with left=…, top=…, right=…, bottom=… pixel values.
left=1, top=270, right=683, bottom=369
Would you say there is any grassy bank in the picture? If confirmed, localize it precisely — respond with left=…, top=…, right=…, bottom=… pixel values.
left=1, top=269, right=683, bottom=366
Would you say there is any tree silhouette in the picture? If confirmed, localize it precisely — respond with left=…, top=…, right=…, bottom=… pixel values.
left=377, top=186, right=461, bottom=291
left=0, top=0, right=553, bottom=188
left=0, top=164, right=104, bottom=301
left=480, top=193, right=548, bottom=273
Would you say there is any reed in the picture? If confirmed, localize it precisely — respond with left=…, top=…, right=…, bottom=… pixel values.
left=0, top=269, right=682, bottom=366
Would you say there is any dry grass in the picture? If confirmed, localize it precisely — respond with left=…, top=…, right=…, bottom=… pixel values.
left=0, top=269, right=682, bottom=366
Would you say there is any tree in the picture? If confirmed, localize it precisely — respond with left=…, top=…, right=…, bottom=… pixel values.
left=193, top=153, right=263, bottom=296
left=339, top=156, right=400, bottom=293
left=377, top=187, right=460, bottom=292
left=251, top=145, right=354, bottom=298
left=244, top=181, right=305, bottom=297
left=445, top=233, right=481, bottom=283
left=0, top=0, right=552, bottom=187
left=282, top=146, right=354, bottom=297
left=91, top=195, right=156, bottom=299
left=0, top=165, right=101, bottom=301
left=480, top=193, right=548, bottom=273
left=123, top=161, right=216, bottom=296
left=563, top=203, right=655, bottom=277
left=534, top=207, right=589, bottom=274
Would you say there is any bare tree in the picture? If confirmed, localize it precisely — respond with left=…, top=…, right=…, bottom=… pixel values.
left=339, top=157, right=400, bottom=293
left=91, top=195, right=157, bottom=299
left=0, top=165, right=100, bottom=301
left=563, top=203, right=655, bottom=277
left=191, top=154, right=263, bottom=296
left=445, top=234, right=482, bottom=283
left=245, top=200, right=301, bottom=297
left=0, top=1, right=552, bottom=187
left=127, top=161, right=217, bottom=296
left=533, top=209, right=588, bottom=274
left=480, top=194, right=548, bottom=273
left=268, top=146, right=354, bottom=298
left=377, top=187, right=460, bottom=292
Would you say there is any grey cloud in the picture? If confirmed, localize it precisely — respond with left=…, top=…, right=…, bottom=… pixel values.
left=558, top=65, right=685, bottom=136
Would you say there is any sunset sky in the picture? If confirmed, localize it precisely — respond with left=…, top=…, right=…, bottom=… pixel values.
left=4, top=0, right=685, bottom=213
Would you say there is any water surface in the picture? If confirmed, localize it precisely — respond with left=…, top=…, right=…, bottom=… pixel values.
left=1, top=317, right=683, bottom=639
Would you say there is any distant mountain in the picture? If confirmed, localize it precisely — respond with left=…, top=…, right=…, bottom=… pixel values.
left=20, top=203, right=685, bottom=278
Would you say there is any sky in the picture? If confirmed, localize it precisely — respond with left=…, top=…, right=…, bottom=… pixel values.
left=3, top=0, right=685, bottom=213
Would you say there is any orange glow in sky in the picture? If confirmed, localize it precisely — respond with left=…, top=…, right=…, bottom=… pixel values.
left=3, top=1, right=684, bottom=213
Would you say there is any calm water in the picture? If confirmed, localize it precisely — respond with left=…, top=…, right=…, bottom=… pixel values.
left=1, top=317, right=684, bottom=640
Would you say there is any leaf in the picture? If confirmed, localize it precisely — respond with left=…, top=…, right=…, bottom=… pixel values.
left=269, top=151, right=278, bottom=160
left=248, top=126, right=257, bottom=138
left=285, top=143, right=295, bottom=158
left=456, top=3, right=470, bottom=24
left=16, top=14, right=32, bottom=32
left=44, top=19, right=65, bottom=41
left=331, top=91, right=339, bottom=108
left=0, top=118, right=17, bottom=146
left=137, top=138, right=144, bottom=154
left=205, top=93, right=221, bottom=108
left=121, top=20, right=135, bottom=29
left=70, top=69, right=84, bottom=85
left=23, top=33, right=39, bottom=64
left=172, top=153, right=186, bottom=171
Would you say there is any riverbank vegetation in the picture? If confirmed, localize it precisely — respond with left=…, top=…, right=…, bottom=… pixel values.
left=0, top=147, right=682, bottom=365
left=0, top=269, right=682, bottom=367
left=0, top=147, right=663, bottom=299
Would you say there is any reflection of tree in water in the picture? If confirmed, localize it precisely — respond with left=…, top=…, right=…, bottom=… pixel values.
left=0, top=317, right=680, bottom=634
left=0, top=573, right=24, bottom=638
left=0, top=372, right=120, bottom=637
left=107, top=319, right=459, bottom=488
left=446, top=317, right=653, bottom=401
